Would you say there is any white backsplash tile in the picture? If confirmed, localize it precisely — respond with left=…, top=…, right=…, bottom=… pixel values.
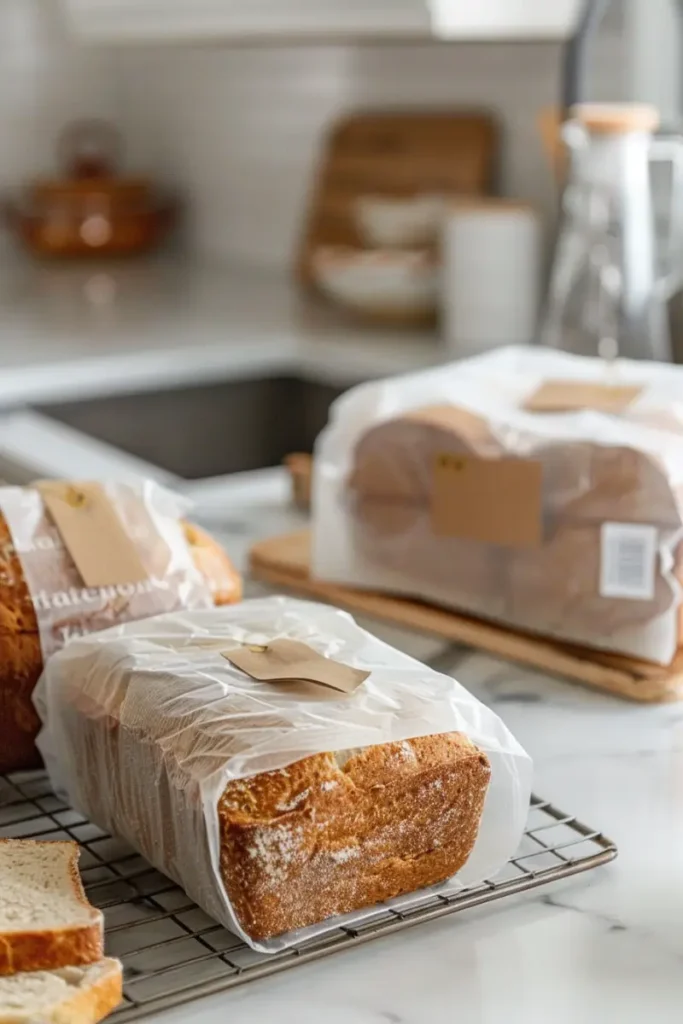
left=0, top=0, right=120, bottom=185
left=0, top=0, right=121, bottom=259
left=0, top=1, right=626, bottom=272
left=114, top=34, right=626, bottom=269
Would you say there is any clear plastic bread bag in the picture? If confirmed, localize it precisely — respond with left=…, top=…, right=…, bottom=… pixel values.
left=0, top=479, right=213, bottom=659
left=312, top=345, right=683, bottom=663
left=35, top=596, right=532, bottom=953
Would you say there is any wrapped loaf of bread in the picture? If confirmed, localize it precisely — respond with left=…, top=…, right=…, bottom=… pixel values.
left=0, top=480, right=241, bottom=773
left=313, top=346, right=683, bottom=664
left=35, top=598, right=532, bottom=952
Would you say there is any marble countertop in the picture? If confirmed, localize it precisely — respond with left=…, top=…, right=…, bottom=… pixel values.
left=138, top=469, right=683, bottom=1024
left=0, top=259, right=443, bottom=407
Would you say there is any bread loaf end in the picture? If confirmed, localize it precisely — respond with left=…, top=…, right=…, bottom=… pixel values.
left=218, top=732, right=490, bottom=941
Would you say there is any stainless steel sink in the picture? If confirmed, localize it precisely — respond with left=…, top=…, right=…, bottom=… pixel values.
left=39, top=377, right=344, bottom=479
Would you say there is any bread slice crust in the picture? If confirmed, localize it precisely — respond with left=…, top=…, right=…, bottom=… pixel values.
left=0, top=957, right=122, bottom=1024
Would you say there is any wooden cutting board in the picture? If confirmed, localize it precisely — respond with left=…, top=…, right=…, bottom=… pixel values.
left=297, top=109, right=499, bottom=287
left=249, top=529, right=683, bottom=703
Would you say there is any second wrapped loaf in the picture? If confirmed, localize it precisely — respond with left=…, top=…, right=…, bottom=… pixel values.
left=314, top=346, right=683, bottom=663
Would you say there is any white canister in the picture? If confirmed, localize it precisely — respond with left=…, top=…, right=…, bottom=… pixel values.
left=441, top=199, right=541, bottom=356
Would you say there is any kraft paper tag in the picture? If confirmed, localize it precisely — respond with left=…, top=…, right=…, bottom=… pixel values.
left=523, top=379, right=642, bottom=414
left=36, top=481, right=149, bottom=588
left=223, top=639, right=369, bottom=695
left=432, top=453, right=542, bottom=548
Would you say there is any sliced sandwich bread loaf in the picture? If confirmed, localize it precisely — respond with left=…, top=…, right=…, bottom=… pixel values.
left=0, top=840, right=103, bottom=976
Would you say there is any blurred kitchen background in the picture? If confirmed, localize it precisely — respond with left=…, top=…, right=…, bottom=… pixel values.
left=0, top=0, right=681, bottom=484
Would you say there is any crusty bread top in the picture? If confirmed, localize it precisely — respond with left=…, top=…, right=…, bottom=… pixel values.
left=403, top=404, right=495, bottom=442
left=349, top=405, right=683, bottom=529
left=348, top=405, right=500, bottom=510
left=220, top=732, right=483, bottom=826
left=0, top=840, right=101, bottom=933
left=0, top=957, right=121, bottom=1022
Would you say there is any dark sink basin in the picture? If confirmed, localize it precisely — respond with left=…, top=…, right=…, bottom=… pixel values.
left=39, top=377, right=344, bottom=479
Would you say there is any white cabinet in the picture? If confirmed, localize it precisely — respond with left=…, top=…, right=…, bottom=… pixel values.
left=430, top=0, right=583, bottom=40
left=62, top=0, right=582, bottom=42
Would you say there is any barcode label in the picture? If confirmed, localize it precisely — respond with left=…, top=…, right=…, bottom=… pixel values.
left=600, top=523, right=657, bottom=601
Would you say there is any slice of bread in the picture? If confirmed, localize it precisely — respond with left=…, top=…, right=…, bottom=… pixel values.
left=0, top=840, right=103, bottom=975
left=0, top=957, right=122, bottom=1024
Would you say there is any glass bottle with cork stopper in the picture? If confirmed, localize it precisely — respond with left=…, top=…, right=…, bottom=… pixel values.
left=542, top=102, right=683, bottom=363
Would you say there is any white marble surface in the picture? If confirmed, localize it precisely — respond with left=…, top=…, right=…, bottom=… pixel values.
left=0, top=259, right=442, bottom=406
left=141, top=469, right=683, bottom=1024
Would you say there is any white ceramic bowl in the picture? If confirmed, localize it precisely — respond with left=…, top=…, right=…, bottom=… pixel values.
left=312, top=247, right=439, bottom=320
left=355, top=194, right=445, bottom=248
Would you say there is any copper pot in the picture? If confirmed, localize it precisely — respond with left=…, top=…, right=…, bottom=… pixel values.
left=5, top=120, right=178, bottom=259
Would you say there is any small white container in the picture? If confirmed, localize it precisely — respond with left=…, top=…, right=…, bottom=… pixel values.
left=442, top=199, right=541, bottom=355
left=312, top=246, right=439, bottom=322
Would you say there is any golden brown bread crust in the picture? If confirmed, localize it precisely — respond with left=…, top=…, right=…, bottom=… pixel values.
left=0, top=840, right=103, bottom=977
left=219, top=733, right=491, bottom=941
left=182, top=523, right=243, bottom=606
left=0, top=515, right=241, bottom=774
left=0, top=512, right=46, bottom=773
left=47, top=959, right=123, bottom=1024
left=0, top=925, right=104, bottom=979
